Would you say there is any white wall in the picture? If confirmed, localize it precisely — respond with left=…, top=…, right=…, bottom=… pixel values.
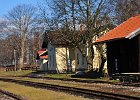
left=48, top=43, right=57, bottom=71
left=75, top=48, right=88, bottom=70
left=40, top=59, right=48, bottom=71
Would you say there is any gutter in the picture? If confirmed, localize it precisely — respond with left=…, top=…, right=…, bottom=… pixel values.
left=125, top=27, right=140, bottom=39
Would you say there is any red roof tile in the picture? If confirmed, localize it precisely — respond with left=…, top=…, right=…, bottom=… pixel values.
left=40, top=55, right=48, bottom=59
left=37, top=49, right=47, bottom=55
left=37, top=49, right=48, bottom=59
left=96, top=14, right=140, bottom=43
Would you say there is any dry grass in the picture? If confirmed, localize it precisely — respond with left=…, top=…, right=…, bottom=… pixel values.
left=0, top=81, right=91, bottom=100
left=0, top=70, right=118, bottom=83
left=0, top=70, right=33, bottom=77
left=6, top=77, right=140, bottom=97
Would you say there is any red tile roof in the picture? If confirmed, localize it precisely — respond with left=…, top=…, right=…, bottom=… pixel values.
left=96, top=14, right=140, bottom=43
left=40, top=55, right=48, bottom=59
left=37, top=49, right=48, bottom=59
left=37, top=49, right=46, bottom=55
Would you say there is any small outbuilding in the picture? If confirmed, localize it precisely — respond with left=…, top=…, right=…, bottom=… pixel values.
left=41, top=30, right=87, bottom=73
left=36, top=49, right=48, bottom=71
left=96, top=14, right=140, bottom=76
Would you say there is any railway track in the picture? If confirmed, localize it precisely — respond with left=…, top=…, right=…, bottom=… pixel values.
left=21, top=75, right=140, bottom=87
left=0, top=78, right=139, bottom=100
left=0, top=89, right=26, bottom=100
left=40, top=77, right=140, bottom=87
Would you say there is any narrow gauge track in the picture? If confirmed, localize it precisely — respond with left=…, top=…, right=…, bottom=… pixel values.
left=20, top=75, right=140, bottom=87
left=0, top=78, right=140, bottom=100
left=0, top=89, right=26, bottom=100
left=35, top=77, right=140, bottom=87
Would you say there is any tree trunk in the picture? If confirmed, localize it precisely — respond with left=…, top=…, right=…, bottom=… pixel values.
left=19, top=31, right=26, bottom=70
left=66, top=47, right=69, bottom=73
left=87, top=43, right=94, bottom=70
left=86, top=0, right=90, bottom=29
left=71, top=0, right=75, bottom=31
left=99, top=54, right=106, bottom=73
left=96, top=44, right=107, bottom=74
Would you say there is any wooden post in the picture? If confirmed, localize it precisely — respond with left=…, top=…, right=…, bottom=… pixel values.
left=14, top=49, right=17, bottom=71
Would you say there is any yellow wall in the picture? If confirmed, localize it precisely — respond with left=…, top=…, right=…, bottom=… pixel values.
left=56, top=47, right=68, bottom=73
left=56, top=47, right=76, bottom=72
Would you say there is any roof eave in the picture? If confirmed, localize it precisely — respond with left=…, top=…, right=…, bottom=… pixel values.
left=94, top=37, right=124, bottom=44
left=125, top=27, right=140, bottom=39
left=39, top=50, right=47, bottom=56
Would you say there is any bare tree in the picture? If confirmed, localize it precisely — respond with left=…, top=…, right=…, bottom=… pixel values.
left=0, top=36, right=18, bottom=66
left=54, top=0, right=112, bottom=69
left=39, top=0, right=113, bottom=74
left=114, top=0, right=140, bottom=24
left=5, top=4, right=37, bottom=70
left=39, top=0, right=114, bottom=71
left=0, top=20, right=8, bottom=39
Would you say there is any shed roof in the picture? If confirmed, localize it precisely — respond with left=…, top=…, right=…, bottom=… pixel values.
left=96, top=14, right=140, bottom=43
left=37, top=49, right=48, bottom=59
left=43, top=30, right=85, bottom=46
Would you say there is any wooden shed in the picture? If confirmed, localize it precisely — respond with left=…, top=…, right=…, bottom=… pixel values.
left=96, top=15, right=140, bottom=76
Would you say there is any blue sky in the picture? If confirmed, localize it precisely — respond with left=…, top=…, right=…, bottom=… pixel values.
left=0, top=0, right=41, bottom=17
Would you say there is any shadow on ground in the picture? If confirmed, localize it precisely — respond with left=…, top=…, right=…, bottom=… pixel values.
left=71, top=70, right=103, bottom=79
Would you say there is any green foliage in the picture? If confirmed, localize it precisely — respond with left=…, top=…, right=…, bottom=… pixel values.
left=45, top=73, right=73, bottom=79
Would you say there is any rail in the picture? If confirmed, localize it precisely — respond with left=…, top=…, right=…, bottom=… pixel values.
left=0, top=89, right=26, bottom=100
left=0, top=78, right=139, bottom=100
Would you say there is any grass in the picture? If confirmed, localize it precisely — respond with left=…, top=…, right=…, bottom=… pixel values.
left=0, top=70, right=119, bottom=83
left=45, top=73, right=73, bottom=79
left=45, top=74, right=120, bottom=83
left=3, top=76, right=120, bottom=94
left=0, top=70, right=33, bottom=77
left=0, top=81, right=91, bottom=100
